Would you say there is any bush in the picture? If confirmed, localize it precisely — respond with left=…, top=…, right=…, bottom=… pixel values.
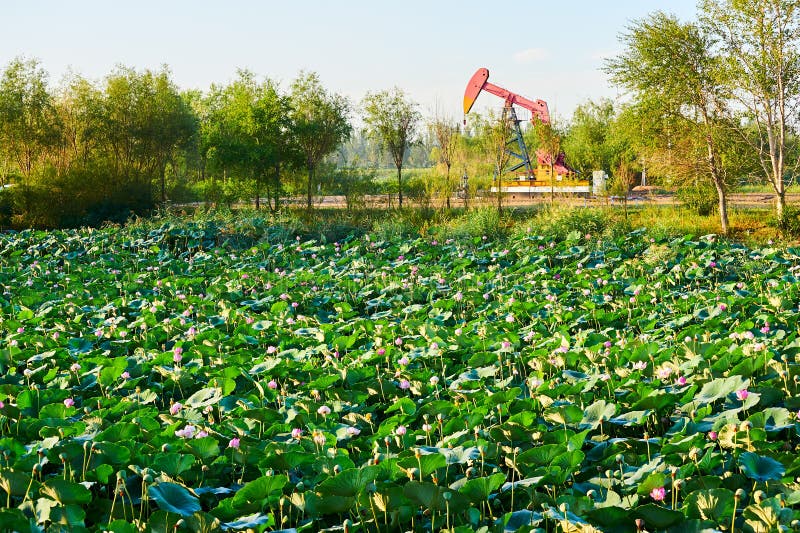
left=524, top=205, right=611, bottom=240
left=677, top=184, right=717, bottom=216
left=769, top=204, right=800, bottom=237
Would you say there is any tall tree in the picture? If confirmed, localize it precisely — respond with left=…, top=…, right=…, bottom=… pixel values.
left=362, top=88, right=420, bottom=208
left=428, top=109, right=460, bottom=209
left=203, top=71, right=293, bottom=210
left=0, top=58, right=61, bottom=182
left=562, top=99, right=618, bottom=176
left=605, top=12, right=732, bottom=234
left=534, top=118, right=563, bottom=204
left=289, top=72, right=351, bottom=210
left=98, top=66, right=197, bottom=202
left=700, top=0, right=800, bottom=219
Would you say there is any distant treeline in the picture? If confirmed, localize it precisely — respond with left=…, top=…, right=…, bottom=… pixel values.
left=2, top=0, right=800, bottom=231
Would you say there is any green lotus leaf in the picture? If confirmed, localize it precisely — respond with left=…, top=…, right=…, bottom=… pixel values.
left=148, top=482, right=201, bottom=517
left=739, top=452, right=785, bottom=482
left=40, top=478, right=92, bottom=505
left=231, top=474, right=288, bottom=511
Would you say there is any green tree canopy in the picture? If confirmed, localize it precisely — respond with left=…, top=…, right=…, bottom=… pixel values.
left=362, top=88, right=420, bottom=208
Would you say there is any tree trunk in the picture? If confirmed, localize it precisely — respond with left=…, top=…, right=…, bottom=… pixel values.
left=550, top=162, right=555, bottom=204
left=446, top=164, right=451, bottom=209
left=255, top=174, right=260, bottom=210
left=776, top=180, right=786, bottom=221
left=306, top=165, right=314, bottom=210
left=397, top=166, right=403, bottom=208
left=715, top=181, right=728, bottom=235
left=496, top=173, right=502, bottom=214
left=160, top=166, right=166, bottom=204
left=272, top=162, right=281, bottom=213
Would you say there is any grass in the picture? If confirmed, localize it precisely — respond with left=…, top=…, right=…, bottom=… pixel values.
left=160, top=201, right=789, bottom=248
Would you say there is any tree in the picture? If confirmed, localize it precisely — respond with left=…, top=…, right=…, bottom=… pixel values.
left=700, top=0, right=800, bottom=219
left=605, top=12, right=732, bottom=234
left=97, top=66, right=197, bottom=202
left=202, top=71, right=293, bottom=210
left=562, top=99, right=618, bottom=176
left=428, top=109, right=460, bottom=209
left=534, top=118, right=563, bottom=204
left=290, top=72, right=351, bottom=210
left=362, top=88, right=420, bottom=208
left=0, top=58, right=61, bottom=182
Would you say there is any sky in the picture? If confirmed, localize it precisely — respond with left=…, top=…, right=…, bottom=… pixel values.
left=1, top=1, right=698, bottom=122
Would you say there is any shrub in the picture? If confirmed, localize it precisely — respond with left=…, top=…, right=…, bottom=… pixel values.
left=677, top=184, right=717, bottom=216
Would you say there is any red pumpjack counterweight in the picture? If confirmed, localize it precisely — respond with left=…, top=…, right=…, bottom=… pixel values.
left=463, top=68, right=550, bottom=124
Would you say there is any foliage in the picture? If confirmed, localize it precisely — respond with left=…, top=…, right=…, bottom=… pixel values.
left=362, top=88, right=421, bottom=208
left=0, top=213, right=797, bottom=530
left=290, top=72, right=352, bottom=210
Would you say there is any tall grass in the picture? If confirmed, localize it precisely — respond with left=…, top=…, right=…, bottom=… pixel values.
left=128, top=202, right=786, bottom=248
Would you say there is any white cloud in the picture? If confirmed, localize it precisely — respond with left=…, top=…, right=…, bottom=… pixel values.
left=513, top=48, right=549, bottom=63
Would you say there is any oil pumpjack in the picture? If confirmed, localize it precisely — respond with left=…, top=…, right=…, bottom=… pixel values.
left=463, top=68, right=589, bottom=195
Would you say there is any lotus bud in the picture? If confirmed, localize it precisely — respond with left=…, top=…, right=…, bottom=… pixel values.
left=753, top=490, right=766, bottom=504
left=635, top=518, right=645, bottom=531
left=333, top=464, right=342, bottom=475
left=559, top=502, right=569, bottom=513
left=615, top=454, right=624, bottom=464
left=735, top=488, right=746, bottom=500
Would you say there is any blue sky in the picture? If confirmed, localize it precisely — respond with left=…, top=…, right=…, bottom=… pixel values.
left=2, top=1, right=697, bottom=121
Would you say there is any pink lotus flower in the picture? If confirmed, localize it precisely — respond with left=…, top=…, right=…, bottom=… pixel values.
left=650, top=487, right=666, bottom=502
left=228, top=437, right=240, bottom=449
left=291, top=428, right=304, bottom=439
left=121, top=371, right=130, bottom=380
left=170, top=402, right=182, bottom=415
left=175, top=424, right=196, bottom=439
left=719, top=303, right=728, bottom=311
left=346, top=427, right=361, bottom=436
left=395, top=425, right=407, bottom=436
left=399, top=379, right=411, bottom=390
left=395, top=337, right=403, bottom=346
left=708, top=431, right=718, bottom=441
left=63, top=398, right=75, bottom=408
left=377, top=347, right=386, bottom=356
left=735, top=389, right=749, bottom=401
left=267, top=379, right=278, bottom=390
left=70, top=363, right=81, bottom=372
left=675, top=376, right=687, bottom=386
left=317, top=405, right=331, bottom=416
left=429, top=376, right=440, bottom=385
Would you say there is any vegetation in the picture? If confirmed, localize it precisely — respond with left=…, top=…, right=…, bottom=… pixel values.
left=2, top=0, right=799, bottom=233
left=0, top=211, right=796, bottom=531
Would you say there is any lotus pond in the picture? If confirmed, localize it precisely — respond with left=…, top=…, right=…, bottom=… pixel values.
left=1, top=220, right=800, bottom=532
